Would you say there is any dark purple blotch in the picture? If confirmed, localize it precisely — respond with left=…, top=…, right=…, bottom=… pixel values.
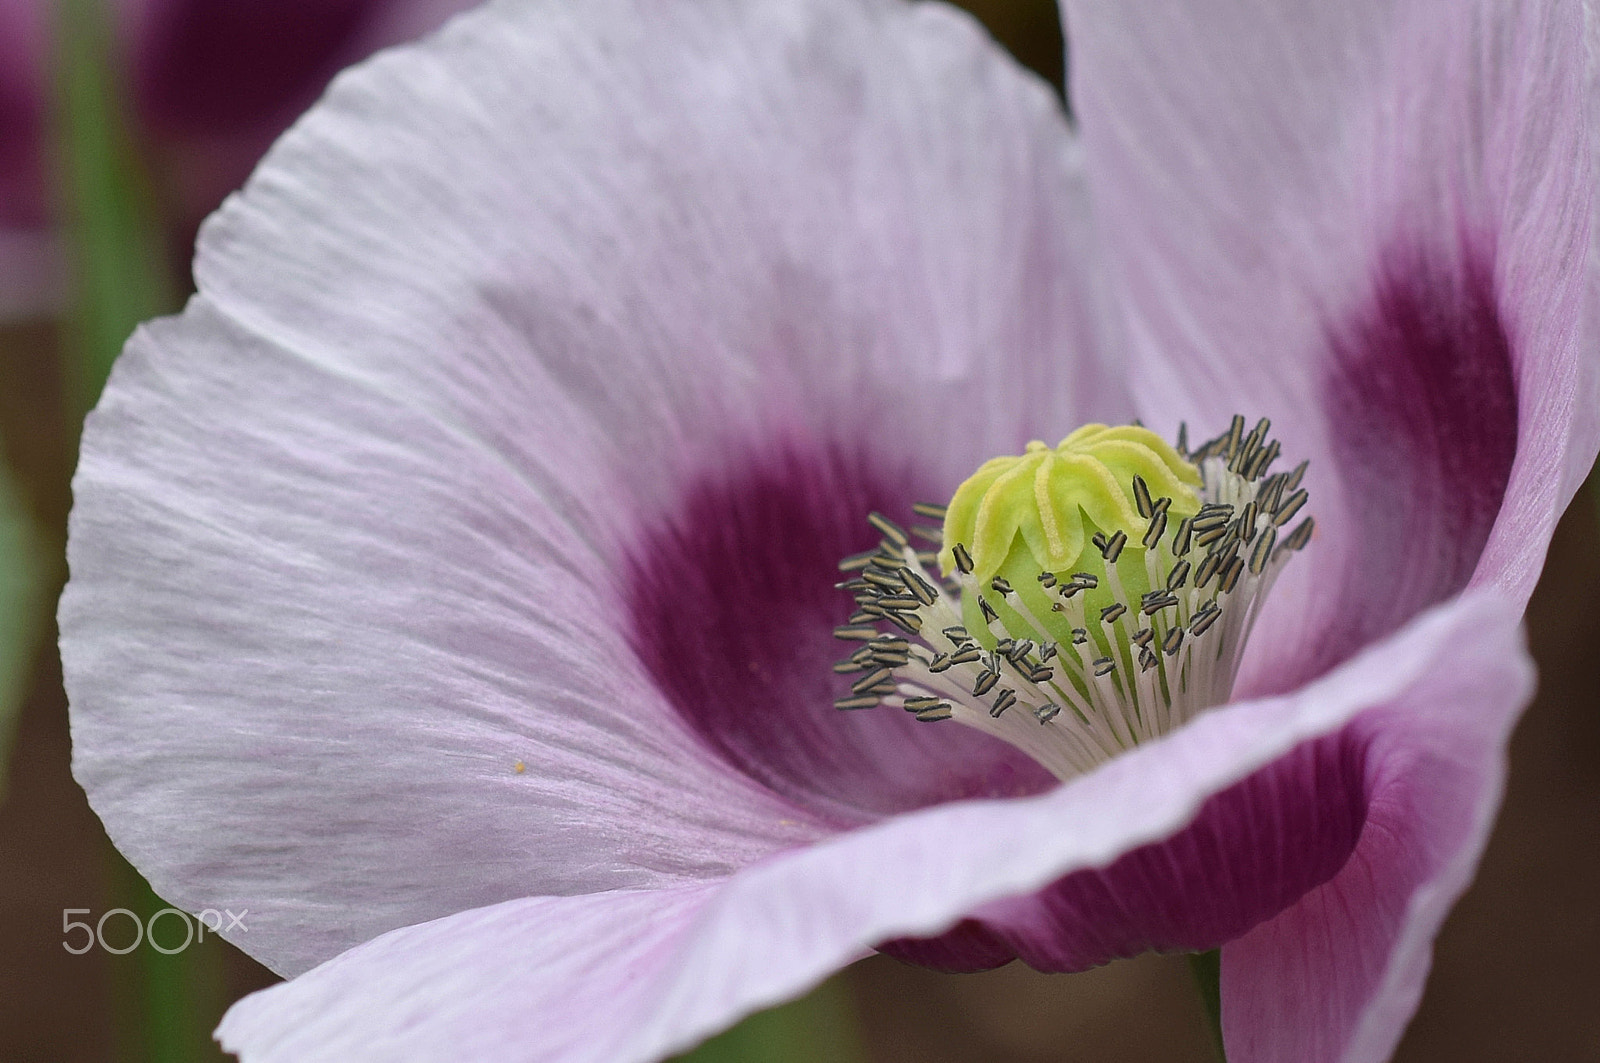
left=880, top=730, right=1369, bottom=972
left=1310, top=244, right=1517, bottom=683
left=628, top=443, right=1054, bottom=829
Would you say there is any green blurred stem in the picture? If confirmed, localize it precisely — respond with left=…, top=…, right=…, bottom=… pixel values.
left=54, top=1, right=203, bottom=1058
left=0, top=452, right=49, bottom=802
left=1189, top=949, right=1227, bottom=1062
left=52, top=0, right=174, bottom=414
left=106, top=856, right=228, bottom=1063
left=671, top=976, right=869, bottom=1063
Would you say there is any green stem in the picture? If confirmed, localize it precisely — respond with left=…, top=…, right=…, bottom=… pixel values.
left=52, top=0, right=175, bottom=415
left=105, top=853, right=227, bottom=1062
left=671, top=977, right=868, bottom=1063
left=55, top=1, right=203, bottom=1058
left=0, top=449, right=49, bottom=802
left=1188, top=949, right=1227, bottom=1063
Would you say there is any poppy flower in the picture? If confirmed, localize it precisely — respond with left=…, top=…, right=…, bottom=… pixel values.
left=60, top=0, right=1599, bottom=1060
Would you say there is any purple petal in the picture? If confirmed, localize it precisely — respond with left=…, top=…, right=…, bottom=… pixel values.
left=118, top=0, right=479, bottom=226
left=1061, top=0, right=1600, bottom=691
left=1221, top=625, right=1531, bottom=1062
left=3, top=0, right=473, bottom=313
left=68, top=300, right=820, bottom=979
left=193, top=0, right=1119, bottom=496
left=129, top=0, right=391, bottom=136
left=66, top=0, right=1109, bottom=976
left=1307, top=249, right=1518, bottom=685
left=0, top=0, right=45, bottom=230
left=0, top=0, right=57, bottom=317
left=881, top=728, right=1367, bottom=972
left=215, top=591, right=1530, bottom=1063
left=628, top=445, right=1056, bottom=827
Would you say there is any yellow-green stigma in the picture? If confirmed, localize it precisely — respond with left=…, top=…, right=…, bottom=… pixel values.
left=937, top=424, right=1202, bottom=649
left=833, top=417, right=1314, bottom=782
left=938, top=424, right=1201, bottom=581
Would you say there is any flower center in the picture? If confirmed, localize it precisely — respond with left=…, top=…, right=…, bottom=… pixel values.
left=834, top=417, right=1313, bottom=782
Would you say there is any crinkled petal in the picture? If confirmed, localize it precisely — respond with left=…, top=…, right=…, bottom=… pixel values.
left=64, top=0, right=1111, bottom=975
left=67, top=301, right=819, bottom=979
left=1062, top=0, right=1600, bottom=690
left=216, top=590, right=1529, bottom=1063
left=196, top=0, right=1119, bottom=505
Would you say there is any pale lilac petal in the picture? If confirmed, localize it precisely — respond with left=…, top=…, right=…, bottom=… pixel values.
left=1062, top=0, right=1600, bottom=692
left=66, top=300, right=822, bottom=979
left=65, top=0, right=1109, bottom=975
left=195, top=0, right=1118, bottom=509
left=216, top=592, right=1530, bottom=1063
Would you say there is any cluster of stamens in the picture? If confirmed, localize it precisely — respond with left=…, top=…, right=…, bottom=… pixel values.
left=833, top=416, right=1313, bottom=782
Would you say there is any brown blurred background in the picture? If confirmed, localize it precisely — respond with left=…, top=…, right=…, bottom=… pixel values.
left=2, top=1, right=1597, bottom=1060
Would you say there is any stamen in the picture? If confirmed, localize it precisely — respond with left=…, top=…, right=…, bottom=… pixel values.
left=838, top=550, right=878, bottom=572
left=832, top=418, right=1315, bottom=782
left=867, top=512, right=909, bottom=549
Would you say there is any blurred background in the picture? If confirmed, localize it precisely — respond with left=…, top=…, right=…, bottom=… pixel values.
left=0, top=1, right=1596, bottom=1060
